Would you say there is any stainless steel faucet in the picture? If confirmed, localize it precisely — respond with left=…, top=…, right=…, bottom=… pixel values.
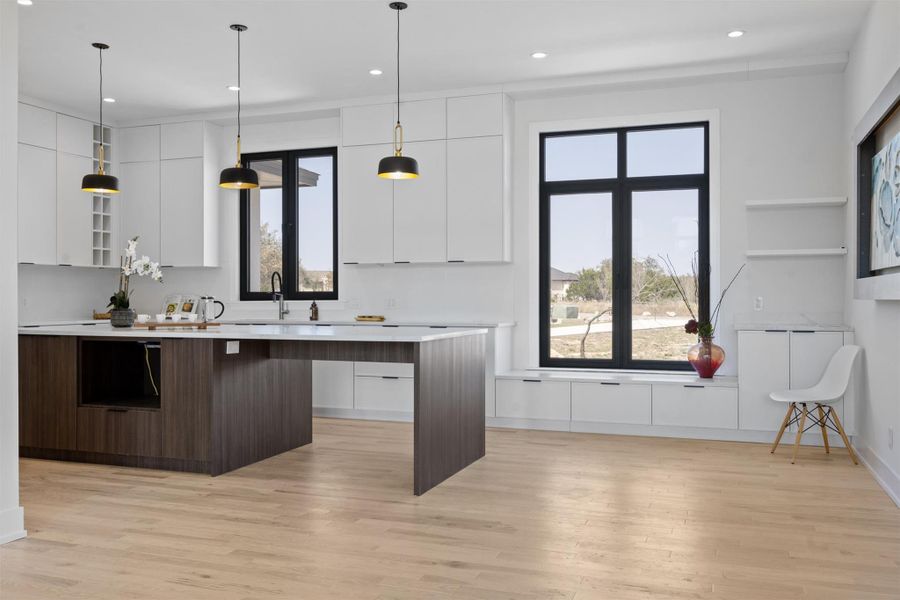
left=271, top=271, right=290, bottom=320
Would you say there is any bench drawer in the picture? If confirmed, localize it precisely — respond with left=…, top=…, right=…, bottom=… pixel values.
left=495, top=379, right=570, bottom=420
left=571, top=383, right=651, bottom=425
left=652, top=384, right=738, bottom=429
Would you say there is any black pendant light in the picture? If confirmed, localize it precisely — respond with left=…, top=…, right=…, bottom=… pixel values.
left=377, top=2, right=419, bottom=179
left=81, top=43, right=119, bottom=194
left=219, top=24, right=259, bottom=190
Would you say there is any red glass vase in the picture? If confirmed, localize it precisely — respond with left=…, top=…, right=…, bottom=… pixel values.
left=687, top=337, right=725, bottom=378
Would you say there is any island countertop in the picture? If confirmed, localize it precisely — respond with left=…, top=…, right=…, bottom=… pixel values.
left=18, top=322, right=488, bottom=343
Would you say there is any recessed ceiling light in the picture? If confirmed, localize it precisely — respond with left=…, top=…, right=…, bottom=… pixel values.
left=727, top=30, right=744, bottom=38
left=369, top=69, right=383, bottom=76
left=103, top=97, right=116, bottom=103
left=531, top=51, right=548, bottom=59
left=227, top=85, right=240, bottom=91
left=17, top=0, right=33, bottom=6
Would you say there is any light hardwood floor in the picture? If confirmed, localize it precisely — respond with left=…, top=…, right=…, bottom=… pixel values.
left=1, top=418, right=898, bottom=599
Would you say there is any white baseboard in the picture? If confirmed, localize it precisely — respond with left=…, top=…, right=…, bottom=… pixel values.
left=855, top=444, right=900, bottom=507
left=0, top=506, right=25, bottom=545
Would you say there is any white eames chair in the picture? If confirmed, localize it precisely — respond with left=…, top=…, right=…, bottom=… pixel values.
left=769, top=345, right=860, bottom=465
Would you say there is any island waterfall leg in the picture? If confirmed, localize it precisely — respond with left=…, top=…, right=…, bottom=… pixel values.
left=413, top=334, right=486, bottom=495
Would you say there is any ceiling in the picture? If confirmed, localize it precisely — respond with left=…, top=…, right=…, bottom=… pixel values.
left=19, top=0, right=872, bottom=123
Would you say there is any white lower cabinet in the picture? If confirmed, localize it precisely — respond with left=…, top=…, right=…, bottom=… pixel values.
left=312, top=361, right=354, bottom=409
left=652, top=384, right=738, bottom=429
left=787, top=331, right=844, bottom=432
left=738, top=331, right=790, bottom=431
left=354, top=375, right=414, bottom=413
left=495, top=379, right=570, bottom=421
left=571, top=383, right=651, bottom=425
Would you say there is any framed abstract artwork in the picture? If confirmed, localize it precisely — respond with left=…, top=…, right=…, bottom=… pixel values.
left=871, top=130, right=900, bottom=270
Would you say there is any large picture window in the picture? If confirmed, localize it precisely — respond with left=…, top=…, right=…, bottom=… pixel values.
left=240, top=147, right=338, bottom=301
left=540, top=123, right=709, bottom=370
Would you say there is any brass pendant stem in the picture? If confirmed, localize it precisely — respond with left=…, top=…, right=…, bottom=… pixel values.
left=393, top=122, right=403, bottom=156
left=98, top=144, right=105, bottom=175
left=235, top=135, right=242, bottom=168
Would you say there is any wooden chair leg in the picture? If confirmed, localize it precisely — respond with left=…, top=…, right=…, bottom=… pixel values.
left=791, top=403, right=807, bottom=464
left=828, top=407, right=858, bottom=465
left=816, top=404, right=830, bottom=454
left=771, top=402, right=794, bottom=454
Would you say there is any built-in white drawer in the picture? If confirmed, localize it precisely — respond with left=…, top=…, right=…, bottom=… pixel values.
left=354, top=362, right=414, bottom=379
left=652, top=384, right=738, bottom=429
left=354, top=375, right=414, bottom=413
left=571, top=382, right=651, bottom=425
left=312, top=361, right=354, bottom=409
left=495, top=379, right=570, bottom=421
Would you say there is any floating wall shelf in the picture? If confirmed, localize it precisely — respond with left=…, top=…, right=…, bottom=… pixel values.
left=745, top=197, right=847, bottom=209
left=746, top=247, right=847, bottom=258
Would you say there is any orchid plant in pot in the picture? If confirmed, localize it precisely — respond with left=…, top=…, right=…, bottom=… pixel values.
left=661, top=253, right=744, bottom=378
left=108, top=237, right=163, bottom=327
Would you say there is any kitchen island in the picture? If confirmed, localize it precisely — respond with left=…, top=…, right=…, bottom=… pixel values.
left=18, top=324, right=487, bottom=495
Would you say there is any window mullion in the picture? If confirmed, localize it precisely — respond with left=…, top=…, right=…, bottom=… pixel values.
left=283, top=151, right=299, bottom=299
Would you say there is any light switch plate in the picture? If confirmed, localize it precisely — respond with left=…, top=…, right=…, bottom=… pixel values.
left=226, top=340, right=240, bottom=355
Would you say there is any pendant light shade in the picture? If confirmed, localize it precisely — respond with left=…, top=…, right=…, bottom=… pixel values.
left=82, top=43, right=119, bottom=194
left=220, top=24, right=259, bottom=190
left=377, top=2, right=419, bottom=180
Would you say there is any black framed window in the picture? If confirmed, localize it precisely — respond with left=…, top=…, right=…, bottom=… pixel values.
left=240, top=147, right=338, bottom=301
left=539, top=122, right=710, bottom=370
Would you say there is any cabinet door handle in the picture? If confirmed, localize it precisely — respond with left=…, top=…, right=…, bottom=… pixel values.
left=381, top=376, right=400, bottom=380
left=791, top=330, right=815, bottom=333
left=600, top=382, right=620, bottom=386
left=684, top=384, right=705, bottom=389
left=394, top=261, right=410, bottom=264
left=343, top=262, right=359, bottom=265
left=447, top=260, right=465, bottom=263
left=764, top=329, right=787, bottom=333
left=522, top=379, right=542, bottom=383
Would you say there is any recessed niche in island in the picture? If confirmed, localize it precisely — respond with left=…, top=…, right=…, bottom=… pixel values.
left=80, top=339, right=162, bottom=410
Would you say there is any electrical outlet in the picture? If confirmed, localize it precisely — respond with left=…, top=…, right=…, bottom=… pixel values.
left=754, top=296, right=764, bottom=311
left=889, top=427, right=894, bottom=450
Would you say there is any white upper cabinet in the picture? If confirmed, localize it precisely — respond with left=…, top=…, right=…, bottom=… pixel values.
left=18, top=103, right=56, bottom=150
left=399, top=98, right=446, bottom=142
left=341, top=104, right=395, bottom=146
left=447, top=136, right=508, bottom=262
left=160, top=157, right=205, bottom=266
left=342, top=144, right=395, bottom=264
left=56, top=114, right=94, bottom=158
left=17, top=143, right=57, bottom=264
left=160, top=122, right=204, bottom=160
left=118, top=125, right=160, bottom=163
left=447, top=94, right=505, bottom=138
left=342, top=99, right=446, bottom=147
left=119, top=160, right=161, bottom=261
left=393, top=140, right=447, bottom=263
left=56, top=153, right=94, bottom=266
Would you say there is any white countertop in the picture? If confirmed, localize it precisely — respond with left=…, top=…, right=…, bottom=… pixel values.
left=732, top=323, right=852, bottom=332
left=19, top=318, right=514, bottom=329
left=18, top=323, right=488, bottom=343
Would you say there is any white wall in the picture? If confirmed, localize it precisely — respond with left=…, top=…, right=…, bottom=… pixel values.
left=511, top=73, right=848, bottom=373
left=1, top=1, right=26, bottom=544
left=844, top=0, right=900, bottom=501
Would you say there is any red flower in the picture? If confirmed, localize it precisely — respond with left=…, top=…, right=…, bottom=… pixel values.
left=684, top=319, right=699, bottom=334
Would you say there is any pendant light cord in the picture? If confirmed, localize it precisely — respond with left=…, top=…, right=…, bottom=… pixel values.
left=396, top=6, right=400, bottom=124
left=98, top=46, right=103, bottom=131
left=236, top=27, right=242, bottom=140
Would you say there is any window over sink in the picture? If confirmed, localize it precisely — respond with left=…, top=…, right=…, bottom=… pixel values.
left=239, top=147, right=338, bottom=301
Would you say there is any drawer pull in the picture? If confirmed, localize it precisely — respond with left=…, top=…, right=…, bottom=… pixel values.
left=791, top=330, right=816, bottom=333
left=447, top=260, right=465, bottom=263
left=600, top=382, right=620, bottom=386
left=684, top=384, right=705, bottom=389
left=106, top=408, right=128, bottom=413
left=382, top=376, right=400, bottom=380
left=764, top=329, right=787, bottom=333
left=522, top=379, right=542, bottom=383
left=394, top=261, right=410, bottom=264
